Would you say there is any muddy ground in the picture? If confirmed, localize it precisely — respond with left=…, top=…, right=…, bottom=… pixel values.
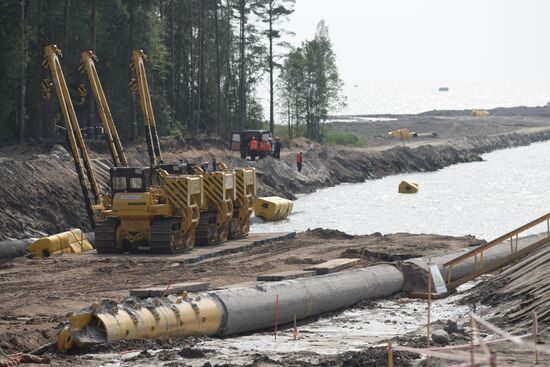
left=2, top=106, right=550, bottom=240
left=0, top=229, right=547, bottom=366
left=0, top=230, right=479, bottom=353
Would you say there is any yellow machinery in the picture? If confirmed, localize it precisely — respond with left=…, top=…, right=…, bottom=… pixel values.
left=254, top=196, right=294, bottom=221
left=471, top=109, right=490, bottom=117
left=229, top=167, right=256, bottom=239
left=58, top=294, right=224, bottom=352
left=388, top=128, right=411, bottom=147
left=46, top=45, right=254, bottom=253
left=398, top=180, right=419, bottom=194
left=43, top=45, right=105, bottom=227
left=194, top=164, right=236, bottom=245
left=44, top=45, right=204, bottom=254
left=95, top=168, right=204, bottom=253
left=28, top=229, right=94, bottom=258
left=79, top=50, right=127, bottom=167
left=130, top=49, right=162, bottom=166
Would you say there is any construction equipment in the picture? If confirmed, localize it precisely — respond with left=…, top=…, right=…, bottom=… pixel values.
left=46, top=46, right=254, bottom=253
left=79, top=50, right=127, bottom=167
left=94, top=167, right=203, bottom=253
left=42, top=45, right=104, bottom=228
left=254, top=196, right=294, bottom=221
left=130, top=49, right=162, bottom=166
left=388, top=128, right=411, bottom=147
left=45, top=45, right=203, bottom=254
left=28, top=229, right=94, bottom=258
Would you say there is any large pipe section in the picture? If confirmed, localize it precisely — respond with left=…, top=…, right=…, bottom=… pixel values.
left=407, top=233, right=548, bottom=282
left=57, top=264, right=404, bottom=351
left=213, top=265, right=404, bottom=335
left=57, top=234, right=544, bottom=352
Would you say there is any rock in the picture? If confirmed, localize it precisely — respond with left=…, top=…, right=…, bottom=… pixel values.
left=179, top=347, right=205, bottom=358
left=431, top=329, right=450, bottom=345
left=443, top=320, right=459, bottom=334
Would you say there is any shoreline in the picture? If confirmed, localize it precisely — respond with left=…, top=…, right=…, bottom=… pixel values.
left=1, top=106, right=550, bottom=239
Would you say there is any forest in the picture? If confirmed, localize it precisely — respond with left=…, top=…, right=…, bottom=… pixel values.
left=0, top=0, right=343, bottom=144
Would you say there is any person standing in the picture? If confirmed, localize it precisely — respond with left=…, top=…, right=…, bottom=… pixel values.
left=296, top=151, right=303, bottom=172
left=249, top=136, right=258, bottom=160
left=274, top=137, right=282, bottom=159
left=259, top=139, right=267, bottom=159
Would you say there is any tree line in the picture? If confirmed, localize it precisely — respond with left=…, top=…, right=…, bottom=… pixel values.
left=0, top=0, right=343, bottom=145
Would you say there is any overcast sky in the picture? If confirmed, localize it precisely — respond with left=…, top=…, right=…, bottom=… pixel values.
left=284, top=0, right=550, bottom=86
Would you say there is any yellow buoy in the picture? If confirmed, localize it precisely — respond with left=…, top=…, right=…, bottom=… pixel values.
left=398, top=180, right=419, bottom=194
left=254, top=196, right=294, bottom=221
left=28, top=229, right=94, bottom=258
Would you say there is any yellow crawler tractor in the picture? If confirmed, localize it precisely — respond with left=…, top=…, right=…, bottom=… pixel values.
left=44, top=45, right=202, bottom=254
left=45, top=45, right=256, bottom=253
left=94, top=167, right=204, bottom=253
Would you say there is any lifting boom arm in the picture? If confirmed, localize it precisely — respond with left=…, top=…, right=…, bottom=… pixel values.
left=42, top=45, right=101, bottom=228
left=80, top=51, right=128, bottom=167
left=130, top=50, right=162, bottom=166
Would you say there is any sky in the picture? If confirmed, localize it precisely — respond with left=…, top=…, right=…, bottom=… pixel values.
left=282, top=0, right=550, bottom=86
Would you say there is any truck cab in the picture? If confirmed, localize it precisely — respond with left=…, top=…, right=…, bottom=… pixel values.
left=230, top=130, right=273, bottom=160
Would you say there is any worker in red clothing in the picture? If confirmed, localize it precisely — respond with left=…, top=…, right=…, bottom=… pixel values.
left=296, top=151, right=303, bottom=172
left=259, top=139, right=268, bottom=159
left=249, top=136, right=258, bottom=160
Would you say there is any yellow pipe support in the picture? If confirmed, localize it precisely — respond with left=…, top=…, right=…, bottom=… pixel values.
left=57, top=294, right=224, bottom=352
left=28, top=229, right=94, bottom=258
left=254, top=196, right=294, bottom=221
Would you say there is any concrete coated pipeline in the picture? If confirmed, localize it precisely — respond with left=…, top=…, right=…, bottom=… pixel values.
left=0, top=239, right=33, bottom=261
left=408, top=233, right=547, bottom=282
left=58, top=235, right=540, bottom=351
left=58, top=264, right=405, bottom=351
left=211, top=264, right=405, bottom=335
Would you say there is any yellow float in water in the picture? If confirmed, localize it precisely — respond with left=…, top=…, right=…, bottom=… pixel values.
left=254, top=196, right=294, bottom=221
left=471, top=109, right=489, bottom=117
left=398, top=180, right=419, bottom=194
left=28, top=229, right=94, bottom=258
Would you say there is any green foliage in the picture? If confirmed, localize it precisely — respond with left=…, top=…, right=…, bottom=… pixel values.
left=278, top=20, right=345, bottom=142
left=322, top=128, right=367, bottom=147
left=0, top=0, right=276, bottom=144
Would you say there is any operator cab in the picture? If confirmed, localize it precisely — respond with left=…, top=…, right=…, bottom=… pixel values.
left=110, top=167, right=152, bottom=195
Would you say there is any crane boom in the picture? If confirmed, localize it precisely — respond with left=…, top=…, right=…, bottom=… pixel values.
left=43, top=45, right=101, bottom=227
left=80, top=50, right=128, bottom=167
left=130, top=49, right=162, bottom=165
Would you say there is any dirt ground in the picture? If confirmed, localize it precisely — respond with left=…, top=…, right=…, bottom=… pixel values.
left=0, top=230, right=481, bottom=355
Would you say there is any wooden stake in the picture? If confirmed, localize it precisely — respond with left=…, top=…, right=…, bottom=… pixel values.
left=427, top=261, right=432, bottom=367
left=387, top=341, right=394, bottom=367
left=470, top=309, right=475, bottom=367
left=534, top=311, right=540, bottom=364
left=293, top=314, right=299, bottom=340
left=490, top=351, right=497, bottom=367
left=274, top=294, right=279, bottom=340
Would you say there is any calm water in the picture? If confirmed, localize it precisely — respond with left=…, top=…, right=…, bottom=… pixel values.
left=341, top=81, right=550, bottom=115
left=252, top=141, right=550, bottom=240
